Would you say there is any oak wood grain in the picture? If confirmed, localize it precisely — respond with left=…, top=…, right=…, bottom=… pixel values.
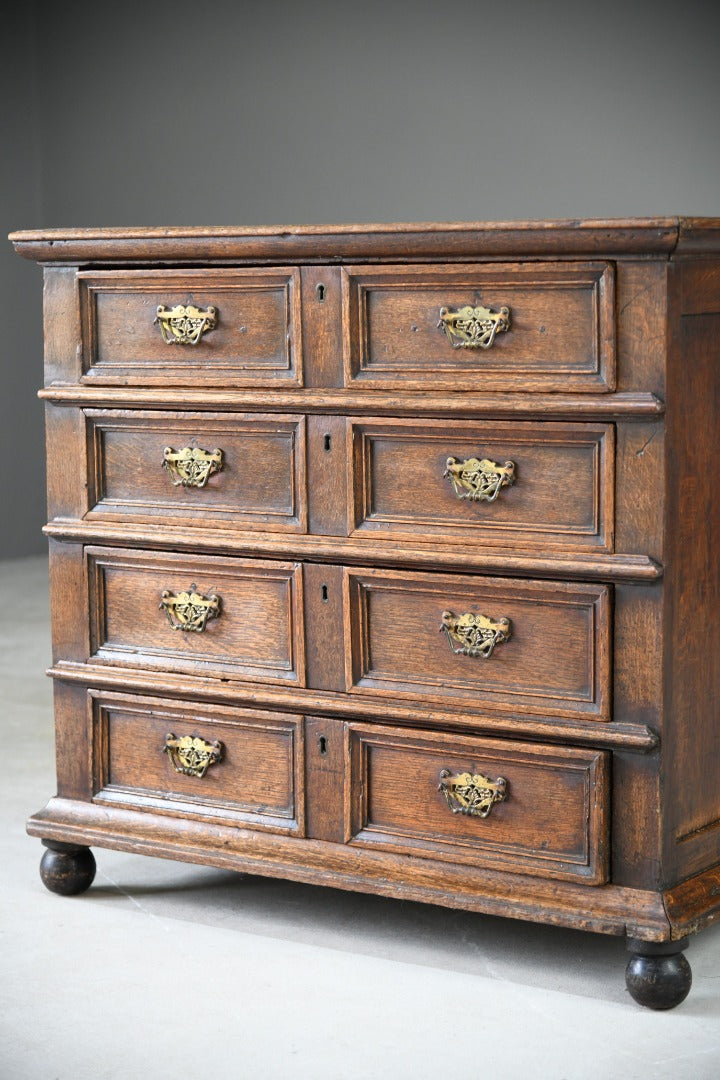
left=86, top=546, right=306, bottom=685
left=48, top=660, right=658, bottom=751
left=16, top=221, right=720, bottom=995
left=39, top=386, right=665, bottom=419
left=26, top=796, right=673, bottom=941
left=90, top=690, right=304, bottom=834
left=342, top=262, right=615, bottom=393
left=42, top=519, right=662, bottom=583
left=306, top=414, right=347, bottom=536
left=663, top=299, right=720, bottom=882
left=304, top=716, right=347, bottom=843
left=79, top=268, right=303, bottom=386
left=43, top=267, right=82, bottom=385
left=84, top=409, right=307, bottom=533
left=349, top=417, right=614, bottom=552
left=11, top=218, right=694, bottom=264
left=344, top=567, right=611, bottom=721
left=346, top=723, right=608, bottom=883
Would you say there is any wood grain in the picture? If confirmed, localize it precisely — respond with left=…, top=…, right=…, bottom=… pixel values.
left=42, top=518, right=662, bottom=583
left=344, top=567, right=611, bottom=720
left=342, top=262, right=615, bottom=392
left=39, top=385, right=665, bottom=419
left=27, top=796, right=673, bottom=941
left=16, top=220, right=720, bottom=997
left=79, top=268, right=303, bottom=386
left=306, top=414, right=347, bottom=536
left=11, top=218, right=692, bottom=264
left=91, top=690, right=304, bottom=834
left=86, top=546, right=306, bottom=685
left=300, top=266, right=343, bottom=387
left=48, top=659, right=657, bottom=751
left=663, top=300, right=720, bottom=882
left=304, top=716, right=347, bottom=843
left=43, top=267, right=82, bottom=385
left=349, top=417, right=614, bottom=552
left=84, top=409, right=307, bottom=533
left=346, top=723, right=608, bottom=883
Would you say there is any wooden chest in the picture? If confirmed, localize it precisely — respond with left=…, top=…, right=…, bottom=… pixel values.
left=11, top=219, right=720, bottom=1008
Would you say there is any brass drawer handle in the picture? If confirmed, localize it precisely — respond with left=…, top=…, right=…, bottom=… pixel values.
left=445, top=456, right=516, bottom=502
left=155, top=303, right=217, bottom=345
left=160, top=584, right=221, bottom=632
left=438, top=302, right=510, bottom=350
left=439, top=769, right=508, bottom=818
left=163, top=446, right=224, bottom=488
left=440, top=610, right=511, bottom=658
left=164, top=733, right=223, bottom=778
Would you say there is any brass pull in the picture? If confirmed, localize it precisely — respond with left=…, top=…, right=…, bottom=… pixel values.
left=163, top=446, right=223, bottom=488
left=155, top=304, right=217, bottom=345
left=160, top=584, right=221, bottom=632
left=440, top=610, right=511, bottom=658
left=164, top=733, right=223, bottom=778
left=438, top=303, right=510, bottom=350
left=445, top=456, right=516, bottom=503
left=439, top=769, right=508, bottom=818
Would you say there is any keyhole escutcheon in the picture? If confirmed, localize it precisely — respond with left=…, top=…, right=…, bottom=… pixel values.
left=318, top=735, right=328, bottom=755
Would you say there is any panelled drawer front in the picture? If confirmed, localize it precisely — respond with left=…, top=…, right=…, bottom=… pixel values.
left=87, top=547, right=305, bottom=685
left=345, top=568, right=611, bottom=720
left=84, top=410, right=307, bottom=532
left=79, top=268, right=302, bottom=386
left=342, top=262, right=615, bottom=392
left=90, top=690, right=304, bottom=833
left=350, top=417, right=614, bottom=551
left=347, top=723, right=609, bottom=883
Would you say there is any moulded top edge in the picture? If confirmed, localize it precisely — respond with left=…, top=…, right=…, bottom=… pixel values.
left=11, top=218, right=720, bottom=263
left=9, top=218, right=690, bottom=240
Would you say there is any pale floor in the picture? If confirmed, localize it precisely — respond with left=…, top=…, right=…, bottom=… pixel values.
left=1, top=556, right=720, bottom=1080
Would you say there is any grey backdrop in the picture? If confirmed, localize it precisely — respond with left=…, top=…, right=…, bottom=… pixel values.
left=3, top=0, right=720, bottom=557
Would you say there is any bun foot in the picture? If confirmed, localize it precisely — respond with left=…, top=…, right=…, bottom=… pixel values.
left=39, top=840, right=96, bottom=896
left=625, top=937, right=692, bottom=1010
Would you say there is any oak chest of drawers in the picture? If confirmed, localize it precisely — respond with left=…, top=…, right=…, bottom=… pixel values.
left=11, top=218, right=720, bottom=1008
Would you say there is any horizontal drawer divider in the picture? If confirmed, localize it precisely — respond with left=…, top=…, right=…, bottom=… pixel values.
left=48, top=660, right=659, bottom=752
left=37, top=386, right=666, bottom=420
left=42, top=520, right=663, bottom=583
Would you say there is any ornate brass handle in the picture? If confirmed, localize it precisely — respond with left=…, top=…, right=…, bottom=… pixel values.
left=440, top=610, right=511, bottom=658
left=438, top=303, right=510, bottom=349
left=155, top=304, right=217, bottom=345
left=163, top=446, right=223, bottom=488
left=444, top=456, right=516, bottom=502
left=160, top=585, right=221, bottom=632
left=164, top=733, right=223, bottom=778
left=438, top=769, right=508, bottom=818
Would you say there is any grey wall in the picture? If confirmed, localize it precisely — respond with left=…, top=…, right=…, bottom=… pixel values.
left=3, top=0, right=720, bottom=556
left=2, top=5, right=45, bottom=558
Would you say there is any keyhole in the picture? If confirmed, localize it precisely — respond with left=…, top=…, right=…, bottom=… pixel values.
left=321, top=584, right=328, bottom=602
left=318, top=735, right=328, bottom=756
left=316, top=283, right=326, bottom=302
left=323, top=433, right=331, bottom=452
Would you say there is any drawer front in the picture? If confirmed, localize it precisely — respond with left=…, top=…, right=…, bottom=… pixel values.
left=87, top=547, right=305, bottom=684
left=90, top=691, right=304, bottom=833
left=342, top=262, right=614, bottom=391
left=350, top=417, right=614, bottom=551
left=345, top=568, right=610, bottom=720
left=79, top=268, right=302, bottom=385
left=85, top=410, right=306, bottom=532
left=347, top=723, right=608, bottom=883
